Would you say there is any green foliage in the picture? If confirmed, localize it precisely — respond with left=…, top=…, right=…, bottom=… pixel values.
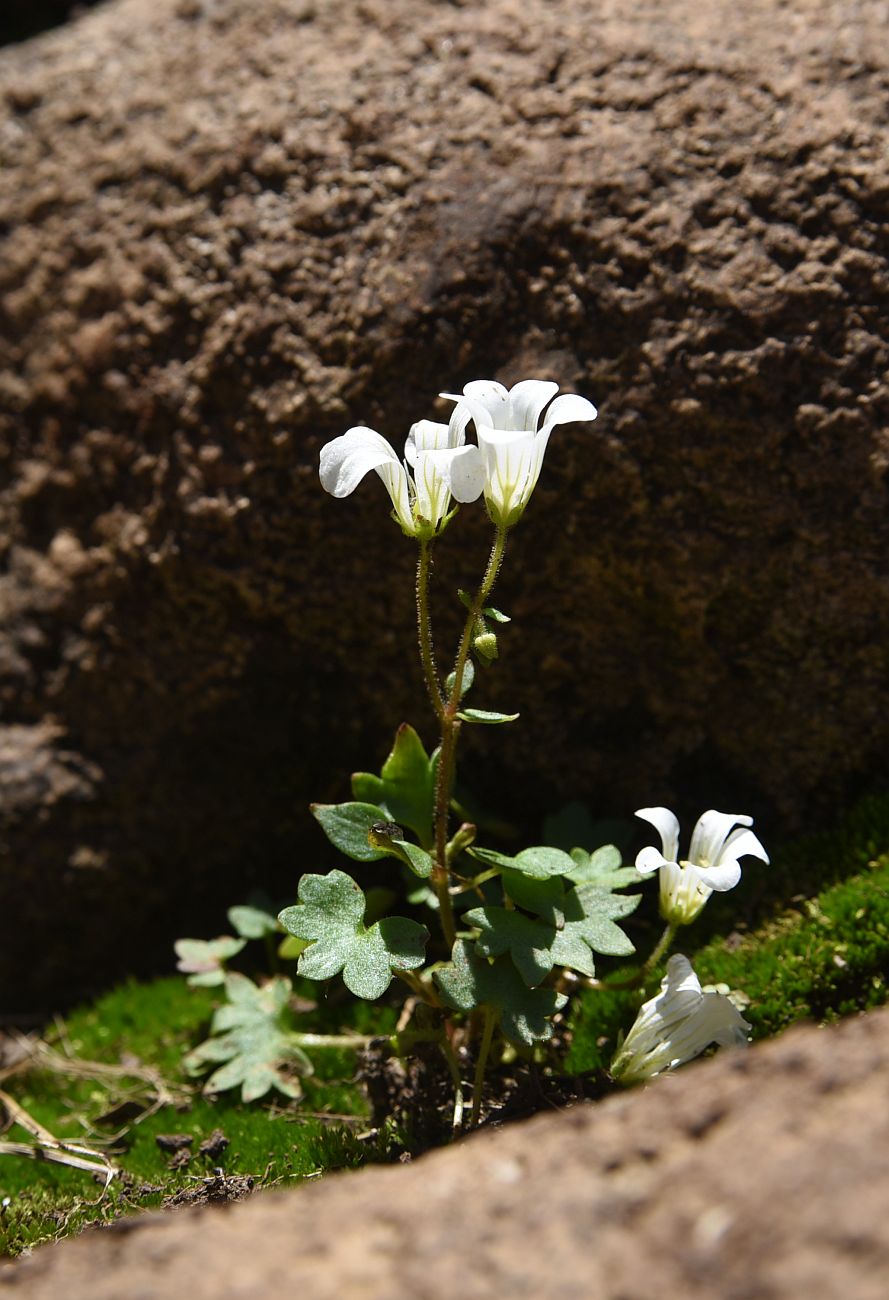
left=463, top=907, right=555, bottom=986
left=367, top=824, right=434, bottom=879
left=465, top=882, right=639, bottom=985
left=435, top=939, right=567, bottom=1047
left=349, top=724, right=438, bottom=849
left=311, top=801, right=392, bottom=862
left=174, top=936, right=246, bottom=987
left=456, top=708, right=519, bottom=725
left=567, top=845, right=641, bottom=890
left=183, top=973, right=313, bottom=1102
left=279, top=870, right=428, bottom=999
left=227, top=903, right=279, bottom=940
left=379, top=724, right=437, bottom=845
left=472, top=844, right=577, bottom=879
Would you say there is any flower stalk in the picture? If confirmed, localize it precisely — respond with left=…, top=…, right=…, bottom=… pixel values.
left=416, top=539, right=444, bottom=721
left=430, top=526, right=509, bottom=950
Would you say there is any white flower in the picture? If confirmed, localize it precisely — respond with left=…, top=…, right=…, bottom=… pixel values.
left=634, top=807, right=769, bottom=926
left=441, top=379, right=597, bottom=527
left=318, top=419, right=484, bottom=539
left=610, top=953, right=751, bottom=1085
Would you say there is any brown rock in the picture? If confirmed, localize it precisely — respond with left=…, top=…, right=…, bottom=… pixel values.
left=2, top=0, right=889, bottom=1005
left=4, top=1007, right=889, bottom=1298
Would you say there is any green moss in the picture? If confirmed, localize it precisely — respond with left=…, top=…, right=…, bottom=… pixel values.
left=0, top=976, right=395, bottom=1256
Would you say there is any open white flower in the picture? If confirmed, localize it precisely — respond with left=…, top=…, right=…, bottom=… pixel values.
left=610, top=953, right=751, bottom=1085
left=441, top=379, right=597, bottom=527
left=634, top=807, right=769, bottom=927
left=319, top=419, right=484, bottom=539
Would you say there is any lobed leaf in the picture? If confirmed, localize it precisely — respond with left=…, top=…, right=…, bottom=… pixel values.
left=278, top=870, right=429, bottom=1000
left=567, top=844, right=641, bottom=890
left=463, top=906, right=555, bottom=986
left=183, top=972, right=312, bottom=1103
left=435, top=939, right=567, bottom=1047
left=174, top=936, right=246, bottom=987
left=227, top=904, right=279, bottom=940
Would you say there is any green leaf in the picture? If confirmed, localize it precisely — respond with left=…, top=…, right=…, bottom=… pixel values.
left=549, top=885, right=641, bottom=976
left=456, top=708, right=520, bottom=725
left=468, top=846, right=515, bottom=871
left=500, top=869, right=566, bottom=926
left=463, top=906, right=556, bottom=986
left=458, top=588, right=473, bottom=610
left=367, top=823, right=434, bottom=880
left=567, top=844, right=641, bottom=890
left=183, top=972, right=312, bottom=1102
left=512, top=846, right=577, bottom=878
left=311, top=801, right=391, bottom=861
left=351, top=771, right=388, bottom=806
left=278, top=870, right=429, bottom=1000
left=435, top=940, right=567, bottom=1047
left=445, top=658, right=475, bottom=699
left=380, top=724, right=436, bottom=845
left=470, top=844, right=578, bottom=880
left=483, top=605, right=511, bottom=623
left=174, top=936, right=246, bottom=988
left=227, top=904, right=279, bottom=940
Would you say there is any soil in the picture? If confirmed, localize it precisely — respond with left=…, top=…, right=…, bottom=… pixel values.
left=2, top=0, right=889, bottom=1008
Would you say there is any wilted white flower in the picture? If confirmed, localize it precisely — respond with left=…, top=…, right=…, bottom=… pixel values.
left=635, top=807, right=769, bottom=926
left=319, top=418, right=484, bottom=539
left=441, top=379, right=597, bottom=527
left=610, top=953, right=751, bottom=1085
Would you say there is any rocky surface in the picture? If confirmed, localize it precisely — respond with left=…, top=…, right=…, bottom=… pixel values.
left=4, top=1006, right=889, bottom=1298
left=2, top=0, right=889, bottom=1005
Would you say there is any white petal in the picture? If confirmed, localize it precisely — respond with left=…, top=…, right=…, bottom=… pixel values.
left=476, top=426, right=537, bottom=517
left=688, top=810, right=753, bottom=869
left=695, top=859, right=743, bottom=892
left=375, top=459, right=413, bottom=532
left=717, top=828, right=770, bottom=866
left=406, top=419, right=453, bottom=466
left=443, top=393, right=501, bottom=437
left=446, top=401, right=473, bottom=444
left=657, top=954, right=705, bottom=1019
left=542, top=393, right=598, bottom=429
left=635, top=846, right=671, bottom=876
left=319, top=427, right=400, bottom=497
left=635, top=807, right=681, bottom=862
left=506, top=379, right=558, bottom=431
left=438, top=444, right=485, bottom=502
left=462, top=380, right=510, bottom=426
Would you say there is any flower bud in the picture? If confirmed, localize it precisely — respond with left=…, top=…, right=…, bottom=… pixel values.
left=473, top=631, right=498, bottom=661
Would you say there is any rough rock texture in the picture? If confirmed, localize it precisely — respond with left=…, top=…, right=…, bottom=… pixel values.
left=2, top=0, right=889, bottom=1006
left=5, top=1007, right=889, bottom=1298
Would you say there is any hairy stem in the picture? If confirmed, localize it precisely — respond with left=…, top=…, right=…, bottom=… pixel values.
left=431, top=527, right=509, bottom=951
left=416, top=539, right=444, bottom=721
